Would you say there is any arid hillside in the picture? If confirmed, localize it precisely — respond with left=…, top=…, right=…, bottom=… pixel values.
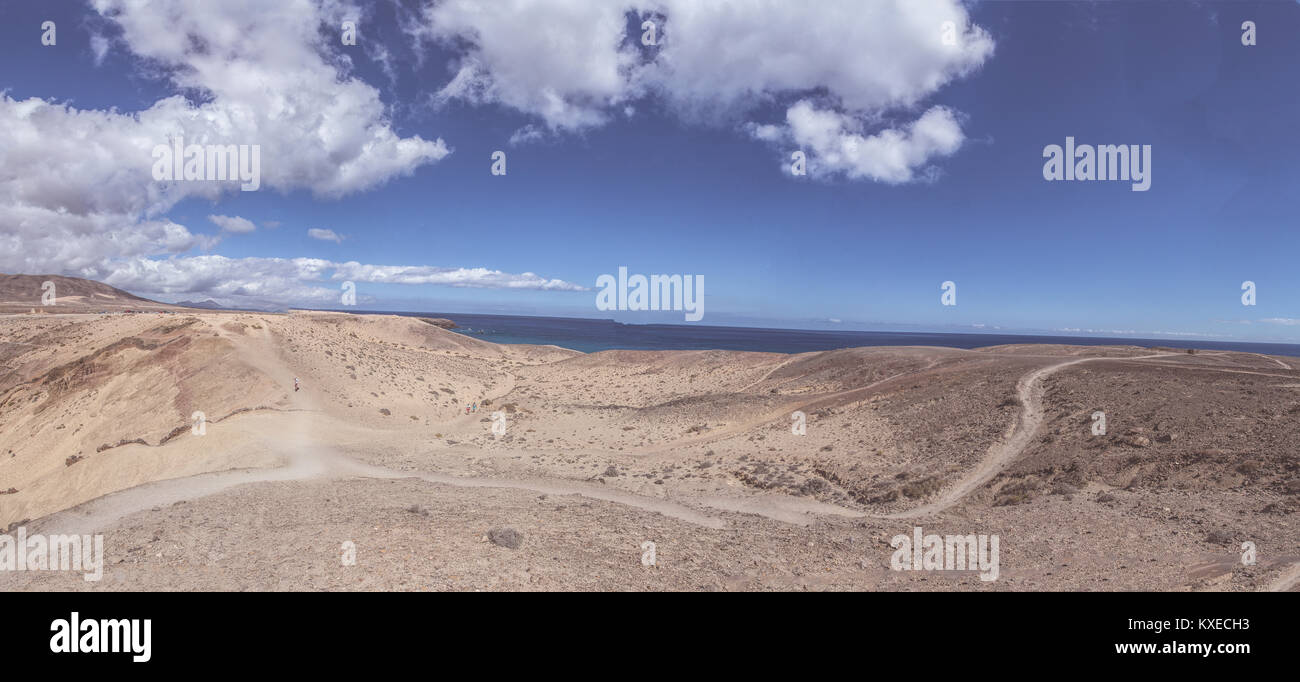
left=1, top=308, right=1296, bottom=592
left=0, top=274, right=185, bottom=313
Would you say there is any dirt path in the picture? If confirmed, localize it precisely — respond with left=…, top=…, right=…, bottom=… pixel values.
left=36, top=323, right=337, bottom=535
left=23, top=339, right=1289, bottom=539
left=883, top=352, right=1174, bottom=519
left=31, top=419, right=732, bottom=535
left=32, top=326, right=733, bottom=534
left=736, top=356, right=799, bottom=392
left=878, top=350, right=1295, bottom=519
left=1265, top=562, right=1300, bottom=592
left=1254, top=353, right=1292, bottom=370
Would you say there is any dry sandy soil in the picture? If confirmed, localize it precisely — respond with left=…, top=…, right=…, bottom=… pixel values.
left=1, top=309, right=1296, bottom=591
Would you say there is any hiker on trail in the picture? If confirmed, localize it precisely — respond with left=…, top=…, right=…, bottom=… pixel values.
left=472, top=402, right=478, bottom=413
left=294, top=377, right=300, bottom=392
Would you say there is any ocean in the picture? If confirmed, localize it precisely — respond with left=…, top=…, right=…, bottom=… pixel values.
left=344, top=311, right=1300, bottom=358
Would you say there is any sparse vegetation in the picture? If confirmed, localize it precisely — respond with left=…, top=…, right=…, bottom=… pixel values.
left=488, top=527, right=523, bottom=549
left=901, top=476, right=942, bottom=499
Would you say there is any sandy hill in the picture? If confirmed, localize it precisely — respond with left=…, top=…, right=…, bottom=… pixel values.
left=0, top=274, right=182, bottom=313
left=0, top=299, right=1296, bottom=592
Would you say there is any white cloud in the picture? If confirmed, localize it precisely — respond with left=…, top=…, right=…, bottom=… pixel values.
left=307, top=228, right=345, bottom=243
left=508, top=124, right=546, bottom=146
left=331, top=262, right=588, bottom=290
left=90, top=34, right=111, bottom=66
left=0, top=0, right=450, bottom=279
left=89, top=0, right=450, bottom=198
left=643, top=0, right=993, bottom=113
left=422, top=0, right=636, bottom=131
left=1260, top=318, right=1300, bottom=326
left=782, top=101, right=965, bottom=182
left=99, top=255, right=587, bottom=309
left=209, top=215, right=257, bottom=233
left=418, top=0, right=994, bottom=180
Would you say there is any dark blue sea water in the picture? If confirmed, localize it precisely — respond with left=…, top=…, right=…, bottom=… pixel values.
left=337, top=310, right=1300, bottom=358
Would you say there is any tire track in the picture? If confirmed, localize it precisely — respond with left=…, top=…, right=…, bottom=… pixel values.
left=1265, top=562, right=1300, bottom=592
left=883, top=352, right=1173, bottom=519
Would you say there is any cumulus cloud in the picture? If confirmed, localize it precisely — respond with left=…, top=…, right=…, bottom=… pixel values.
left=307, top=228, right=345, bottom=243
left=642, top=0, right=993, bottom=114
left=781, top=101, right=965, bottom=182
left=0, top=0, right=449, bottom=279
left=422, top=0, right=637, bottom=131
left=418, top=0, right=994, bottom=180
left=89, top=0, right=450, bottom=198
left=209, top=215, right=257, bottom=234
left=100, top=255, right=586, bottom=309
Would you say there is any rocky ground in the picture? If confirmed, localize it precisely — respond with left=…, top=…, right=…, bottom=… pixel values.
left=1, top=310, right=1296, bottom=591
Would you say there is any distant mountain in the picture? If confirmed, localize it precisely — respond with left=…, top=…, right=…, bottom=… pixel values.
left=175, top=299, right=226, bottom=309
left=181, top=298, right=287, bottom=313
left=0, top=274, right=180, bottom=313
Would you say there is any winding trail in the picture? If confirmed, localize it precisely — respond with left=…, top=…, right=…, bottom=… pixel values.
left=1265, top=562, right=1300, bottom=592
left=736, top=356, right=799, bottom=392
left=883, top=351, right=1175, bottom=519
left=23, top=335, right=1296, bottom=538
left=33, top=325, right=730, bottom=534
left=1254, top=353, right=1292, bottom=370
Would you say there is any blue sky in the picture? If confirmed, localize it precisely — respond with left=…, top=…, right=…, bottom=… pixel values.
left=2, top=1, right=1299, bottom=341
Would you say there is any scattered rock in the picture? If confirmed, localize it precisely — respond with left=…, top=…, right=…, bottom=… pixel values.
left=1122, top=435, right=1151, bottom=448
left=1050, top=482, right=1080, bottom=496
left=1204, top=529, right=1234, bottom=546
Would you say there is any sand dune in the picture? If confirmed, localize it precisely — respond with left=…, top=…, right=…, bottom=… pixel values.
left=1, top=309, right=1296, bottom=591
